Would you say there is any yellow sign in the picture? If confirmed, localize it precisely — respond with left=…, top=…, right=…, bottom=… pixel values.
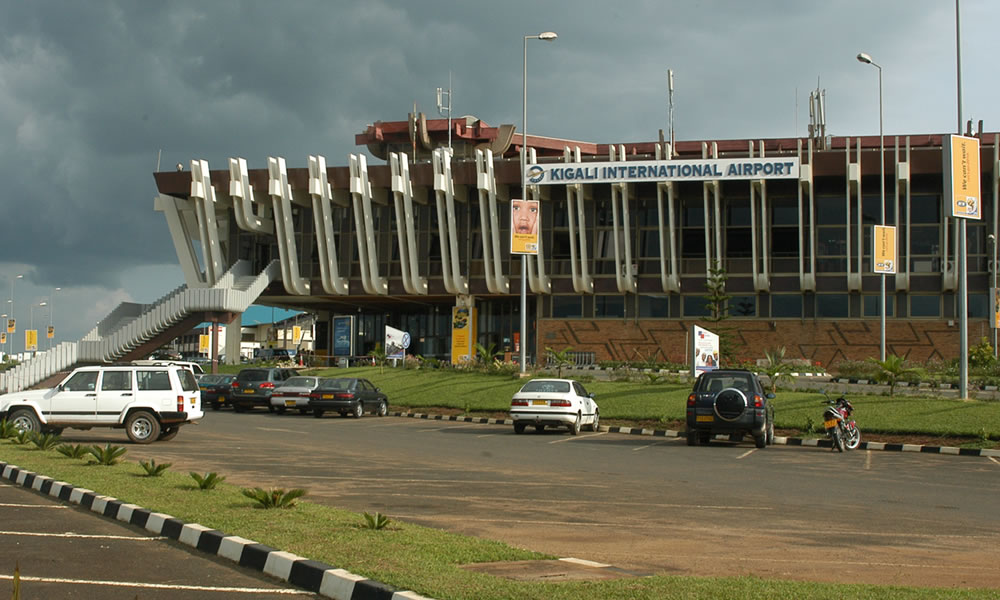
left=6, top=318, right=14, bottom=334
left=510, top=198, right=539, bottom=255
left=994, top=288, right=1000, bottom=330
left=47, top=325, right=54, bottom=339
left=198, top=334, right=210, bottom=353
left=25, top=330, right=37, bottom=352
left=450, top=306, right=478, bottom=364
left=945, top=134, right=981, bottom=219
left=293, top=325, right=302, bottom=344
left=0, top=332, right=6, bottom=344
left=873, top=225, right=896, bottom=274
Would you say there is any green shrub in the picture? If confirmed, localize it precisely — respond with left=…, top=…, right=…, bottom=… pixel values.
left=362, top=511, right=391, bottom=530
left=56, top=444, right=90, bottom=459
left=241, top=487, right=306, bottom=509
left=88, top=444, right=127, bottom=466
left=11, top=430, right=31, bottom=445
left=140, top=459, right=172, bottom=477
left=190, top=471, right=225, bottom=490
left=0, top=418, right=19, bottom=439
left=30, top=432, right=62, bottom=451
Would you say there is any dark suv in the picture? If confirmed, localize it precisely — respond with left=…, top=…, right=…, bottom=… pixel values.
left=231, top=367, right=299, bottom=412
left=686, top=369, right=775, bottom=448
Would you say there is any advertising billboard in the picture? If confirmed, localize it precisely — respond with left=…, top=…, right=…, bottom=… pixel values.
left=510, top=198, right=539, bottom=255
left=332, top=316, right=354, bottom=357
left=944, top=134, right=981, bottom=219
left=691, top=325, right=719, bottom=374
left=384, top=325, right=410, bottom=360
left=450, top=306, right=478, bottom=364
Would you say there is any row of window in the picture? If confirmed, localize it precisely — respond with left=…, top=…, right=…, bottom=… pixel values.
left=548, top=293, right=987, bottom=319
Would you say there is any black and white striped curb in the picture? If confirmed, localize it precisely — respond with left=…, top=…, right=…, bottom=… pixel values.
left=392, top=411, right=1000, bottom=458
left=0, top=462, right=434, bottom=600
left=569, top=366, right=828, bottom=377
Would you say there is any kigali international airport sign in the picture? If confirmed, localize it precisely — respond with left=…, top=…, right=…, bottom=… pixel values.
left=526, top=157, right=799, bottom=186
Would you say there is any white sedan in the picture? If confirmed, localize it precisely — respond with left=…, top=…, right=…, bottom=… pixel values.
left=509, top=378, right=600, bottom=435
left=269, top=376, right=322, bottom=414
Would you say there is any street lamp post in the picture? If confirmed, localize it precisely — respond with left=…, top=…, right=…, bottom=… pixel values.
left=990, top=235, right=999, bottom=359
left=49, top=287, right=61, bottom=350
left=29, top=301, right=46, bottom=357
left=520, top=31, right=557, bottom=374
left=9, top=274, right=22, bottom=356
left=857, top=52, right=886, bottom=362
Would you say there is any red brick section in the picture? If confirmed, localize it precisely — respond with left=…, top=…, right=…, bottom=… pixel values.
left=537, top=319, right=988, bottom=368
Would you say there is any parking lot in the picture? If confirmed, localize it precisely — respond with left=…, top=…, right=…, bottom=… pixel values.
left=0, top=478, right=319, bottom=599
left=30, top=410, right=1000, bottom=590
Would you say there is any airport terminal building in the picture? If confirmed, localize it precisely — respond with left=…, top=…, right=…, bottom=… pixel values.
left=151, top=116, right=1000, bottom=368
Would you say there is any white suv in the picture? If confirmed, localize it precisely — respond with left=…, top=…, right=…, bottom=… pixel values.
left=0, top=365, right=203, bottom=444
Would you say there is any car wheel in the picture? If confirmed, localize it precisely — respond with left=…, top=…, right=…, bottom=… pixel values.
left=754, top=432, right=766, bottom=449
left=158, top=427, right=179, bottom=442
left=514, top=422, right=526, bottom=434
left=353, top=402, right=364, bottom=418
left=9, top=408, right=40, bottom=434
left=313, top=409, right=324, bottom=418
left=376, top=400, right=387, bottom=417
left=686, top=430, right=698, bottom=446
left=699, top=432, right=711, bottom=445
left=125, top=411, right=161, bottom=444
left=568, top=413, right=581, bottom=436
left=590, top=410, right=601, bottom=431
left=766, top=419, right=775, bottom=445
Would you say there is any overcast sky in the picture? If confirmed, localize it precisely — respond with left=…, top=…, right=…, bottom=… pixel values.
left=1, top=0, right=997, bottom=350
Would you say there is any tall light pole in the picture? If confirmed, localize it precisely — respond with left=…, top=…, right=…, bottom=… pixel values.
left=29, top=301, right=46, bottom=357
left=990, top=235, right=998, bottom=358
left=49, top=287, right=61, bottom=350
left=9, top=274, right=22, bottom=356
left=857, top=52, right=886, bottom=362
left=520, top=31, right=558, bottom=374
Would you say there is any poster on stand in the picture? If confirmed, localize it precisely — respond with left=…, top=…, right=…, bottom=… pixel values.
left=332, top=316, right=355, bottom=357
left=690, top=325, right=719, bottom=375
left=385, top=325, right=410, bottom=359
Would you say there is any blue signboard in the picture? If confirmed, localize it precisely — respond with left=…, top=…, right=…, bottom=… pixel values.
left=333, top=316, right=354, bottom=357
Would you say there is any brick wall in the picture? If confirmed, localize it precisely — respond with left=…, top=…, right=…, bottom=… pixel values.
left=537, top=318, right=993, bottom=368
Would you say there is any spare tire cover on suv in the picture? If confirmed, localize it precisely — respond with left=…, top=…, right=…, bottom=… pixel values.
left=713, top=388, right=747, bottom=421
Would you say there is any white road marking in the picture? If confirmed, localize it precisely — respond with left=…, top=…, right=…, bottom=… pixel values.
left=476, top=433, right=498, bottom=438
left=378, top=493, right=773, bottom=511
left=865, top=450, right=873, bottom=470
left=736, top=449, right=757, bottom=459
left=418, top=425, right=475, bottom=432
left=560, top=557, right=611, bottom=568
left=0, top=503, right=69, bottom=509
left=989, top=456, right=1000, bottom=466
left=0, top=574, right=311, bottom=594
left=0, top=530, right=164, bottom=540
left=633, top=440, right=667, bottom=451
left=549, top=431, right=607, bottom=444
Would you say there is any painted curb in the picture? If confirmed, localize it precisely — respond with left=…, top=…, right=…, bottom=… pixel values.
left=391, top=411, right=1000, bottom=458
left=0, top=462, right=436, bottom=600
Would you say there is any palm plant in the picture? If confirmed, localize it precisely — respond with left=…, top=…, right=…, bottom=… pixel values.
left=760, top=346, right=794, bottom=393
left=0, top=418, right=18, bottom=439
left=369, top=343, right=388, bottom=374
left=241, top=487, right=306, bottom=509
left=30, top=432, right=63, bottom=451
left=190, top=471, right=225, bottom=490
left=140, top=459, right=172, bottom=477
left=362, top=511, right=391, bottom=530
left=474, top=343, right=501, bottom=367
left=545, top=346, right=576, bottom=378
left=869, top=354, right=914, bottom=396
left=88, top=444, right=127, bottom=466
left=56, top=443, right=90, bottom=459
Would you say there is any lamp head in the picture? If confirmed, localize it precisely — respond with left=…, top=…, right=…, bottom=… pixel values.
left=538, top=31, right=558, bottom=41
left=856, top=52, right=873, bottom=65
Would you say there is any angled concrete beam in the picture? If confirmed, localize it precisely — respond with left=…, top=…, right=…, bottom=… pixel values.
left=308, top=155, right=349, bottom=295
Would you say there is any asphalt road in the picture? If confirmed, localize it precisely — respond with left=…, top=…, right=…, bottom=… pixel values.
left=47, top=411, right=1000, bottom=590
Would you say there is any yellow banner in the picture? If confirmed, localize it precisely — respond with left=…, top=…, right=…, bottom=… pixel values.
left=198, top=334, right=210, bottom=353
left=293, top=325, right=302, bottom=344
left=945, top=134, right=981, bottom=219
left=994, top=288, right=1000, bottom=330
left=510, top=199, right=539, bottom=255
left=47, top=325, right=54, bottom=339
left=450, top=307, right=477, bottom=364
left=6, top=318, right=14, bottom=334
left=0, top=332, right=6, bottom=344
left=25, top=330, right=37, bottom=352
left=873, top=225, right=896, bottom=274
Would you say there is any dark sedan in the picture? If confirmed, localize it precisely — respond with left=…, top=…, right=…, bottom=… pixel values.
left=231, top=367, right=300, bottom=412
left=198, top=374, right=237, bottom=410
left=308, top=378, right=388, bottom=418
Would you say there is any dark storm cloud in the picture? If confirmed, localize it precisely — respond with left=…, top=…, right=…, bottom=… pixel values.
left=0, top=0, right=996, bottom=342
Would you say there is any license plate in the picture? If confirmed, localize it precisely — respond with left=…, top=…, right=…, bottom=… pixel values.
left=284, top=400, right=296, bottom=407
left=696, top=415, right=714, bottom=422
left=531, top=400, right=547, bottom=406
left=823, top=418, right=838, bottom=429
left=322, top=394, right=333, bottom=399
left=200, top=387, right=207, bottom=391
left=244, top=389, right=255, bottom=394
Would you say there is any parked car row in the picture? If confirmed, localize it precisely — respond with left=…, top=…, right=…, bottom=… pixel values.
left=217, top=367, right=388, bottom=419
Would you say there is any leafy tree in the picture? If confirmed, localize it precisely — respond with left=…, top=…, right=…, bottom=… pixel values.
left=369, top=343, right=388, bottom=373
left=868, top=354, right=914, bottom=396
left=759, top=346, right=794, bottom=393
left=545, top=346, right=576, bottom=378
left=968, top=337, right=996, bottom=370
left=474, top=342, right=501, bottom=367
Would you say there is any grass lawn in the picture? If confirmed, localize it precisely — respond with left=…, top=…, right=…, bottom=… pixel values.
left=1, top=441, right=998, bottom=600
left=300, top=367, right=1000, bottom=444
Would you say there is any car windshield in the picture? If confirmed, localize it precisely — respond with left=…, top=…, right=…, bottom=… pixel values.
left=199, top=375, right=222, bottom=384
left=697, top=374, right=752, bottom=393
left=319, top=378, right=355, bottom=391
left=282, top=377, right=317, bottom=387
left=519, top=380, right=571, bottom=394
left=238, top=370, right=269, bottom=382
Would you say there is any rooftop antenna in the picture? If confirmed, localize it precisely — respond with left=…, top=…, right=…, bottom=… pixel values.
left=808, top=77, right=828, bottom=149
left=436, top=71, right=453, bottom=152
left=156, top=148, right=161, bottom=172
left=667, top=69, right=676, bottom=156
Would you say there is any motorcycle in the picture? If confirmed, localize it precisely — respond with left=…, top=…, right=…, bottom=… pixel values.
left=822, top=392, right=861, bottom=452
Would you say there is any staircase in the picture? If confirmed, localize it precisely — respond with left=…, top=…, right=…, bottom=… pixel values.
left=0, top=260, right=280, bottom=394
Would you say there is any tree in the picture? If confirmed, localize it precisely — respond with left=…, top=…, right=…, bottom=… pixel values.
left=868, top=354, right=913, bottom=396
left=369, top=343, right=388, bottom=374
left=702, top=264, right=741, bottom=365
left=759, top=346, right=794, bottom=393
left=474, top=342, right=501, bottom=367
left=545, top=346, right=575, bottom=378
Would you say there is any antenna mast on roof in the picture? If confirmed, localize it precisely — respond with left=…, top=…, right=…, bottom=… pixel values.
left=667, top=69, right=676, bottom=156
left=436, top=71, right=453, bottom=152
left=808, top=77, right=829, bottom=149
